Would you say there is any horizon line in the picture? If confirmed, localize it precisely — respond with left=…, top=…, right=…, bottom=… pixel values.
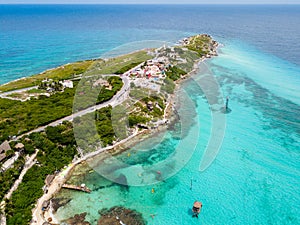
left=1, top=3, right=300, bottom=5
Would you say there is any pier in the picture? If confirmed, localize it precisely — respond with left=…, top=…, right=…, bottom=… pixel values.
left=62, top=184, right=91, bottom=193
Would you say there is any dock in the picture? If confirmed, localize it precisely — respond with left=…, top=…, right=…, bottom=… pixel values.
left=62, top=184, right=91, bottom=193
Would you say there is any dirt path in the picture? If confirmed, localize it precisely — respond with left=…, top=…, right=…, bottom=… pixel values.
left=5, top=150, right=39, bottom=199
left=0, top=150, right=38, bottom=225
left=30, top=128, right=139, bottom=225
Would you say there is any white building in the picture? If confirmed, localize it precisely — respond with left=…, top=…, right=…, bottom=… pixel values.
left=60, top=80, right=73, bottom=88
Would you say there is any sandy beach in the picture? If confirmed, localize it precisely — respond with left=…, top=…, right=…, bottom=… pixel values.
left=29, top=76, right=183, bottom=224
left=30, top=38, right=219, bottom=224
left=2, top=5, right=299, bottom=225
left=30, top=123, right=172, bottom=224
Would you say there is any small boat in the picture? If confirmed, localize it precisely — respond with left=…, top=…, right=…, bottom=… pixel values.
left=192, top=201, right=202, bottom=218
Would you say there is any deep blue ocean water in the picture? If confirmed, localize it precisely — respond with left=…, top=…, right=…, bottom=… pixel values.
left=1, top=5, right=300, bottom=84
left=1, top=5, right=299, bottom=225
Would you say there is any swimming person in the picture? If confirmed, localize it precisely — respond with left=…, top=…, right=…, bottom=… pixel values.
left=192, top=201, right=202, bottom=218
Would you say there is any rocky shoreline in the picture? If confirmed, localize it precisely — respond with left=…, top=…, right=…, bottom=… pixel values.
left=31, top=34, right=219, bottom=225
left=61, top=206, right=146, bottom=225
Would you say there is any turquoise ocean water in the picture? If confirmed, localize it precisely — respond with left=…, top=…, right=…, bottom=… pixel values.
left=54, top=41, right=300, bottom=225
left=1, top=5, right=299, bottom=225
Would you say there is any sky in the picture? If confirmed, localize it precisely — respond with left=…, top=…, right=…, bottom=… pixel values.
left=0, top=0, right=300, bottom=4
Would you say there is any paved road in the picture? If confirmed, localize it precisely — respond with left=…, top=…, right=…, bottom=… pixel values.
left=16, top=75, right=130, bottom=140
left=31, top=127, right=139, bottom=225
left=1, top=75, right=130, bottom=225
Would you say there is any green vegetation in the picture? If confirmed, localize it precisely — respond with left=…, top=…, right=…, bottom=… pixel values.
left=128, top=95, right=165, bottom=127
left=165, top=65, right=186, bottom=81
left=155, top=45, right=199, bottom=74
left=6, top=93, right=22, bottom=99
left=3, top=102, right=136, bottom=225
left=73, top=76, right=123, bottom=111
left=73, top=106, right=116, bottom=153
left=0, top=50, right=151, bottom=93
left=95, top=106, right=115, bottom=146
left=26, top=88, right=45, bottom=94
left=95, top=51, right=152, bottom=74
left=4, top=99, right=142, bottom=224
left=0, top=39, right=217, bottom=225
left=174, top=47, right=199, bottom=73
left=38, top=80, right=63, bottom=92
left=111, top=104, right=129, bottom=140
left=0, top=88, right=75, bottom=141
left=129, top=87, right=152, bottom=100
left=115, top=62, right=143, bottom=74
left=0, top=50, right=149, bottom=141
left=128, top=115, right=150, bottom=127
left=130, top=82, right=135, bottom=88
left=185, top=34, right=212, bottom=57
left=138, top=96, right=165, bottom=117
left=0, top=157, right=25, bottom=201
left=161, top=77, right=175, bottom=94
left=0, top=60, right=94, bottom=92
left=0, top=77, right=123, bottom=142
left=5, top=122, right=77, bottom=225
left=98, top=77, right=123, bottom=103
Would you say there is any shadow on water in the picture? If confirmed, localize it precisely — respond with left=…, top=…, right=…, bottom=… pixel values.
left=187, top=207, right=194, bottom=216
left=221, top=106, right=232, bottom=114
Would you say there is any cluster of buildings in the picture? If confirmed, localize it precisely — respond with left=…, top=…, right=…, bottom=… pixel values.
left=155, top=45, right=187, bottom=63
left=0, top=140, right=24, bottom=171
left=124, top=59, right=167, bottom=80
left=0, top=140, right=11, bottom=162
left=40, top=79, right=73, bottom=93
left=93, top=78, right=112, bottom=90
left=130, top=45, right=189, bottom=80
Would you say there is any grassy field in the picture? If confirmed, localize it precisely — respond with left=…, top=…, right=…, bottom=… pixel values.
left=0, top=50, right=151, bottom=93
left=94, top=50, right=152, bottom=74
left=0, top=60, right=95, bottom=92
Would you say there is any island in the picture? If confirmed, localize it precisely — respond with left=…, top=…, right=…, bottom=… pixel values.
left=0, top=34, right=218, bottom=225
